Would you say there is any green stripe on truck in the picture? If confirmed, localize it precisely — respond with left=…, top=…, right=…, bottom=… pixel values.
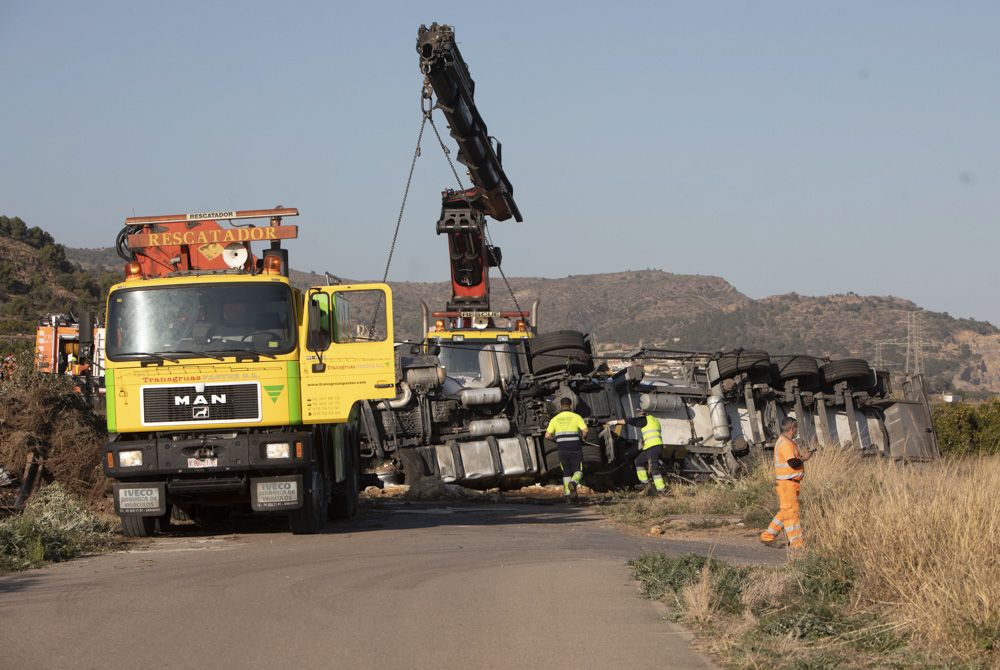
left=287, top=361, right=301, bottom=424
left=105, top=369, right=117, bottom=433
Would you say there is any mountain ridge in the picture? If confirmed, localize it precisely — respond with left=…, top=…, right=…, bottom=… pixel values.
left=1, top=227, right=995, bottom=395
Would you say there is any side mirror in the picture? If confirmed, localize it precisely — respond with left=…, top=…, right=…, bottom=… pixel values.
left=306, top=301, right=330, bottom=352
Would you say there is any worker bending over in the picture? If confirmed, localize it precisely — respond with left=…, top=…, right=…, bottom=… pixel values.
left=607, top=409, right=667, bottom=495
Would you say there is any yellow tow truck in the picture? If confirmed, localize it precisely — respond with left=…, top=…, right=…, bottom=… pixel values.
left=101, top=207, right=396, bottom=535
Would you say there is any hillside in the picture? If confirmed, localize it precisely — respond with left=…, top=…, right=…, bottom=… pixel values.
left=284, top=268, right=997, bottom=394
left=0, top=232, right=982, bottom=395
left=0, top=217, right=118, bottom=339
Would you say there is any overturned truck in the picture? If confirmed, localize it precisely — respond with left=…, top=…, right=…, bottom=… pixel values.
left=359, top=336, right=939, bottom=490
left=359, top=24, right=939, bottom=490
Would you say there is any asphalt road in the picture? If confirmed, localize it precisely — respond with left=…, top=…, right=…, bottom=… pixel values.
left=0, top=501, right=774, bottom=669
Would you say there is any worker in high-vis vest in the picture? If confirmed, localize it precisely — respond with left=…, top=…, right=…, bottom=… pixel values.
left=544, top=397, right=588, bottom=502
left=760, top=417, right=813, bottom=549
left=607, top=410, right=667, bottom=495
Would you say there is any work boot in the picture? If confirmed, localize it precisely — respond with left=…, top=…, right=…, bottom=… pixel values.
left=760, top=537, right=781, bottom=549
left=569, top=481, right=579, bottom=503
left=643, top=482, right=656, bottom=497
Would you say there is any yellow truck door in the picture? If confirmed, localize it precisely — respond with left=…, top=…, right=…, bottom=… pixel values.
left=299, top=283, right=396, bottom=424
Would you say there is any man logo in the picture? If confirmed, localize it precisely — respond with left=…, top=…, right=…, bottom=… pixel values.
left=192, top=407, right=210, bottom=419
left=175, top=394, right=227, bottom=406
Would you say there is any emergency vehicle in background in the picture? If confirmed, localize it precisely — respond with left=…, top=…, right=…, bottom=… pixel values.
left=34, top=313, right=106, bottom=408
left=100, top=207, right=396, bottom=536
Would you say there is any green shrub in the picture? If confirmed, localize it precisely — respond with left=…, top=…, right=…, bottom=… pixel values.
left=933, top=400, right=1000, bottom=456
left=629, top=552, right=751, bottom=614
left=0, top=484, right=118, bottom=572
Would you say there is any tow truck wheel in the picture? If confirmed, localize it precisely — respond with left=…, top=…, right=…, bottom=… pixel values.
left=121, top=515, right=157, bottom=538
left=288, top=466, right=326, bottom=534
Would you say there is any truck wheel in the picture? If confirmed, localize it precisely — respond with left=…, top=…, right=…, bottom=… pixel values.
left=400, top=448, right=430, bottom=484
left=821, top=359, right=876, bottom=391
left=121, top=515, right=156, bottom=538
left=329, top=427, right=360, bottom=520
left=542, top=439, right=561, bottom=474
left=715, top=350, right=770, bottom=380
left=531, top=349, right=593, bottom=375
left=288, top=466, right=326, bottom=534
left=582, top=441, right=605, bottom=465
left=530, top=331, right=588, bottom=355
left=773, top=355, right=820, bottom=381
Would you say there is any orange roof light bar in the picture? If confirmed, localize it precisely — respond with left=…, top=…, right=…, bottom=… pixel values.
left=125, top=207, right=299, bottom=226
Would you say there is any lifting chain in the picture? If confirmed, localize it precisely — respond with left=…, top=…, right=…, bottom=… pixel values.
left=369, top=83, right=430, bottom=336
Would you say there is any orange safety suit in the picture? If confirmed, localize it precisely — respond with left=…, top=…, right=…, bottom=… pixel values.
left=760, top=435, right=805, bottom=548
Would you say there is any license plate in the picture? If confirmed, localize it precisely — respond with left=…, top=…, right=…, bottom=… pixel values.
left=187, top=457, right=218, bottom=468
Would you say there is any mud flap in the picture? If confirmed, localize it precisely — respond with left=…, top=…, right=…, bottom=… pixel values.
left=250, top=475, right=304, bottom=512
left=113, top=483, right=167, bottom=517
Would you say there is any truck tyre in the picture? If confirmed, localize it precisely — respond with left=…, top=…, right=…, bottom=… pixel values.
left=542, top=439, right=561, bottom=474
left=582, top=441, right=604, bottom=465
left=288, top=466, right=326, bottom=534
left=329, top=426, right=360, bottom=520
left=773, top=355, right=820, bottom=380
left=530, top=331, right=588, bottom=355
left=531, top=348, right=593, bottom=375
left=821, top=359, right=875, bottom=391
left=121, top=515, right=156, bottom=538
left=400, top=448, right=430, bottom=484
left=715, top=350, right=771, bottom=380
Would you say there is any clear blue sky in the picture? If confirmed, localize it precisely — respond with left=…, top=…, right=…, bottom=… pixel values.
left=2, top=1, right=998, bottom=327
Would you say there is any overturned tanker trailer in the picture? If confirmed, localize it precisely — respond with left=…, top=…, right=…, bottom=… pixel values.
left=598, top=349, right=940, bottom=484
left=358, top=338, right=940, bottom=489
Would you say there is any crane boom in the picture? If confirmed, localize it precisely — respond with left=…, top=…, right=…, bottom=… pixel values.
left=417, top=23, right=522, bottom=313
left=417, top=23, right=522, bottom=223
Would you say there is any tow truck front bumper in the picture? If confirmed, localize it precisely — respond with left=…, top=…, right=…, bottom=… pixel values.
left=103, top=431, right=314, bottom=514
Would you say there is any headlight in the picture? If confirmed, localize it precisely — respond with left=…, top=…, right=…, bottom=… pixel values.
left=119, top=450, right=143, bottom=467
left=265, top=443, right=291, bottom=459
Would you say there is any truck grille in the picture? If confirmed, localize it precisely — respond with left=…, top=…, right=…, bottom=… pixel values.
left=141, top=383, right=261, bottom=425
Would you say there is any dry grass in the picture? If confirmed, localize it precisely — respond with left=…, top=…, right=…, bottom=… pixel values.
left=598, top=457, right=775, bottom=528
left=803, top=450, right=1000, bottom=660
left=683, top=562, right=716, bottom=624
left=0, top=350, right=108, bottom=502
left=627, top=450, right=1000, bottom=667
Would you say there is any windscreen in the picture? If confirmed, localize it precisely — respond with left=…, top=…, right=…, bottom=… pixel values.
left=106, top=283, right=296, bottom=359
left=437, top=342, right=488, bottom=381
